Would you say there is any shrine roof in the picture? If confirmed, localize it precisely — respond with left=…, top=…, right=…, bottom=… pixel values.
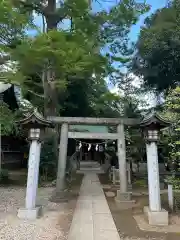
left=140, top=111, right=171, bottom=128
left=17, top=109, right=54, bottom=128
left=0, top=82, right=32, bottom=110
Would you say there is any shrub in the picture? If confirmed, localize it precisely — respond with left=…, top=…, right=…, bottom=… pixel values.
left=39, top=136, right=57, bottom=182
left=0, top=169, right=9, bottom=183
left=165, top=176, right=180, bottom=190
left=134, top=179, right=147, bottom=188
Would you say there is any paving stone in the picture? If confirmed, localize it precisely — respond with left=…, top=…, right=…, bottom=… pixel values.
left=67, top=173, right=120, bottom=240
left=93, top=213, right=117, bottom=230
left=105, top=191, right=116, bottom=197
left=94, top=229, right=120, bottom=240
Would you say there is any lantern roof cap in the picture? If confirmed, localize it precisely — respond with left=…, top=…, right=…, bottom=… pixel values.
left=17, top=108, right=54, bottom=128
left=140, top=111, right=171, bottom=129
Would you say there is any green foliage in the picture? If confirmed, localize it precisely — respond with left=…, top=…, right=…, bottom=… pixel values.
left=0, top=169, right=9, bottom=184
left=133, top=179, right=147, bottom=188
left=0, top=0, right=30, bottom=46
left=133, top=1, right=180, bottom=92
left=39, top=136, right=57, bottom=181
left=165, top=176, right=180, bottom=190
left=160, top=87, right=180, bottom=173
left=0, top=0, right=149, bottom=116
left=166, top=87, right=180, bottom=117
left=0, top=101, right=26, bottom=136
left=0, top=102, right=17, bottom=136
left=166, top=87, right=180, bottom=161
left=88, top=81, right=122, bottom=118
left=12, top=29, right=106, bottom=85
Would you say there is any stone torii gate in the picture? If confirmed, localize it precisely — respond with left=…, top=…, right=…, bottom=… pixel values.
left=48, top=116, right=139, bottom=202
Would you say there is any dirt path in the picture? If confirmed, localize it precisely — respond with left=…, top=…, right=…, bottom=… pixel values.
left=98, top=173, right=180, bottom=240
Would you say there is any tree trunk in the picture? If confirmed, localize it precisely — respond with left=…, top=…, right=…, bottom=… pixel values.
left=42, top=0, right=60, bottom=173
left=43, top=0, right=59, bottom=117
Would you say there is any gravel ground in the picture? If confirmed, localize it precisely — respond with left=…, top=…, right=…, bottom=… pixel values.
left=0, top=187, right=69, bottom=240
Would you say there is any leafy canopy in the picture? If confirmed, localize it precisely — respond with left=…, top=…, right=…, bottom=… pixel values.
left=161, top=87, right=180, bottom=172
left=132, top=0, right=180, bottom=92
left=0, top=102, right=17, bottom=136
left=0, top=0, right=149, bottom=119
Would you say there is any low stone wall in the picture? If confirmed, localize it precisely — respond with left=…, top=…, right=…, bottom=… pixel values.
left=132, top=163, right=167, bottom=174
left=109, top=164, right=168, bottom=188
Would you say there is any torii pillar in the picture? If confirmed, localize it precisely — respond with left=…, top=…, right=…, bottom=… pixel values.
left=115, top=124, right=133, bottom=202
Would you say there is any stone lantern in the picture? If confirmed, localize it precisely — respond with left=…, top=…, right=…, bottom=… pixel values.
left=140, top=112, right=171, bottom=226
left=17, top=110, right=53, bottom=220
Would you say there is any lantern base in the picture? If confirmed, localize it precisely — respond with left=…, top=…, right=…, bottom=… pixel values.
left=144, top=206, right=168, bottom=226
left=17, top=206, right=42, bottom=220
left=50, top=189, right=69, bottom=203
left=115, top=190, right=135, bottom=203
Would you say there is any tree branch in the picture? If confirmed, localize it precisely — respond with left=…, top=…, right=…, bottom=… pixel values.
left=27, top=89, right=44, bottom=98
left=13, top=0, right=47, bottom=15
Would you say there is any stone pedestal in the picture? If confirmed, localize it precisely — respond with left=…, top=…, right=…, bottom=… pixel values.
left=26, top=141, right=41, bottom=209
left=145, top=141, right=169, bottom=225
left=115, top=190, right=132, bottom=201
left=50, top=189, right=69, bottom=203
left=168, top=184, right=174, bottom=210
left=139, top=111, right=171, bottom=226
left=18, top=206, right=42, bottom=220
left=146, top=142, right=161, bottom=211
left=18, top=133, right=42, bottom=220
left=16, top=112, right=53, bottom=220
left=144, top=206, right=168, bottom=226
left=115, top=190, right=135, bottom=204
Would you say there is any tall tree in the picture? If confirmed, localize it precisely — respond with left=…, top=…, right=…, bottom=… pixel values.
left=10, top=29, right=105, bottom=115
left=1, top=0, right=148, bottom=116
left=132, top=0, right=180, bottom=93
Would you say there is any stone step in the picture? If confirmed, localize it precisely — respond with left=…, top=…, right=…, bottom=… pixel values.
left=79, top=161, right=102, bottom=173
left=80, top=165, right=101, bottom=168
left=80, top=161, right=100, bottom=165
left=76, top=169, right=105, bottom=174
left=80, top=167, right=101, bottom=171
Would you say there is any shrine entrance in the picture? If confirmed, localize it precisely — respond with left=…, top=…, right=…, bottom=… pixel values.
left=47, top=116, right=139, bottom=200
left=17, top=111, right=171, bottom=226
left=70, top=124, right=108, bottom=164
left=78, top=141, right=100, bottom=162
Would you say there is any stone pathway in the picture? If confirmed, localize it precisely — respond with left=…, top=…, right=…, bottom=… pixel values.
left=68, top=173, right=121, bottom=240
